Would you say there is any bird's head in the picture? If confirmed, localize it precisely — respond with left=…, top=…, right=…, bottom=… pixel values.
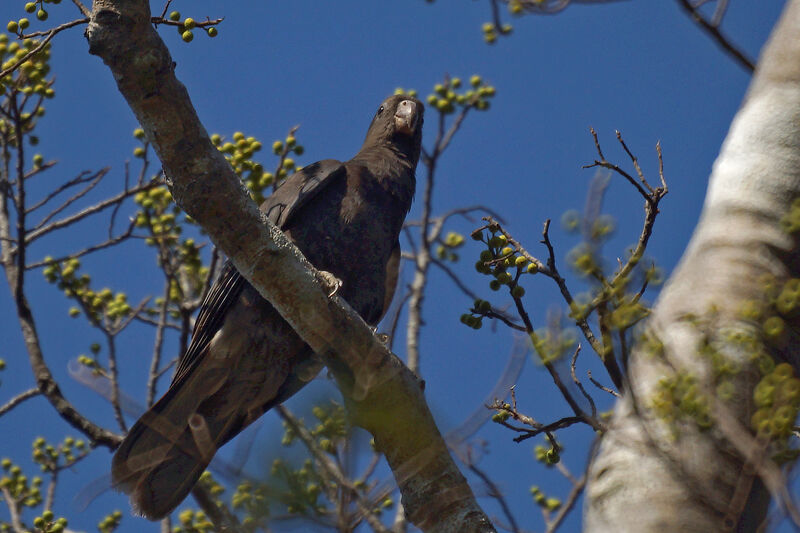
left=361, top=94, right=424, bottom=166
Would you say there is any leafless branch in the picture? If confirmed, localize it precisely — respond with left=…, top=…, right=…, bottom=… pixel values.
left=112, top=296, right=152, bottom=334
left=1, top=18, right=88, bottom=79
left=1, top=254, right=122, bottom=448
left=71, top=0, right=91, bottom=17
left=133, top=314, right=182, bottom=331
left=510, top=416, right=586, bottom=443
left=387, top=288, right=411, bottom=353
left=465, top=450, right=521, bottom=533
left=0, top=387, right=40, bottom=416
left=26, top=180, right=152, bottom=243
left=569, top=346, right=597, bottom=418
left=587, top=370, right=620, bottom=398
left=26, top=217, right=137, bottom=269
left=0, top=486, right=24, bottom=531
left=148, top=281, right=172, bottom=407
left=25, top=168, right=107, bottom=215
left=583, top=128, right=653, bottom=202
left=544, top=474, right=586, bottom=533
left=197, top=246, right=219, bottom=309
left=675, top=0, right=755, bottom=72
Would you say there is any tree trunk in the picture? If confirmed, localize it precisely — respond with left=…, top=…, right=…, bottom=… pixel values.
left=585, top=1, right=800, bottom=531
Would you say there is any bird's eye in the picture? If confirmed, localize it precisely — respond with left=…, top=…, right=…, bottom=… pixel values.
left=377, top=105, right=384, bottom=115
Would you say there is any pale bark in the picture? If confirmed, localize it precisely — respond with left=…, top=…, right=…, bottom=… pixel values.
left=84, top=1, right=493, bottom=531
left=585, top=1, right=800, bottom=531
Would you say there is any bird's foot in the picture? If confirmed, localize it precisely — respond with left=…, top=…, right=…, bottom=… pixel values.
left=317, top=270, right=343, bottom=297
left=368, top=326, right=390, bottom=344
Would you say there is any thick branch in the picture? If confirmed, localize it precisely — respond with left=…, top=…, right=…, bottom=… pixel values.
left=85, top=2, right=493, bottom=530
left=586, top=2, right=800, bottom=530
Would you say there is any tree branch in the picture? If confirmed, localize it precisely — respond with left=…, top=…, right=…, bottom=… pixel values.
left=0, top=387, right=40, bottom=416
left=675, top=0, right=756, bottom=72
left=85, top=2, right=493, bottom=530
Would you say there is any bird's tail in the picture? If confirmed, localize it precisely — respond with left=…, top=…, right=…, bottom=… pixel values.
left=111, top=370, right=240, bottom=520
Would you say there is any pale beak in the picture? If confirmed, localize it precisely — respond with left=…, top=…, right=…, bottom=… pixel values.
left=394, top=99, right=419, bottom=135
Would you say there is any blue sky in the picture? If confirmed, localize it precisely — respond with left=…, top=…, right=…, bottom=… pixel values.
left=0, top=1, right=790, bottom=531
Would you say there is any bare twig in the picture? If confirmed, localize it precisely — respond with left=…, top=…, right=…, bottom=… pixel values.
left=711, top=0, right=729, bottom=27
left=0, top=486, right=24, bottom=531
left=71, top=0, right=91, bottom=17
left=0, top=387, right=40, bottom=416
left=465, top=451, right=521, bottom=533
left=615, top=130, right=652, bottom=194
left=147, top=281, right=172, bottom=407
left=25, top=169, right=105, bottom=214
left=510, top=416, right=587, bottom=443
left=26, top=217, right=137, bottom=269
left=44, top=470, right=57, bottom=512
left=133, top=314, right=182, bottom=331
left=584, top=128, right=652, bottom=202
left=157, top=0, right=174, bottom=20
left=26, top=180, right=151, bottom=243
left=105, top=333, right=127, bottom=433
left=111, top=296, right=151, bottom=334
left=0, top=186, right=121, bottom=450
left=1, top=18, right=88, bottom=79
left=387, top=288, right=412, bottom=352
left=569, top=346, right=597, bottom=418
left=675, top=0, right=755, bottom=72
left=587, top=370, right=621, bottom=398
left=544, top=474, right=586, bottom=533
left=197, top=246, right=219, bottom=309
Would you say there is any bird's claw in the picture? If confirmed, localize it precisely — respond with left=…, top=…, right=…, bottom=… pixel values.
left=317, top=270, right=343, bottom=297
left=372, top=328, right=390, bottom=344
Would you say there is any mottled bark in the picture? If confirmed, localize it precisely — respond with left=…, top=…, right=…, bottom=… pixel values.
left=585, top=1, right=800, bottom=531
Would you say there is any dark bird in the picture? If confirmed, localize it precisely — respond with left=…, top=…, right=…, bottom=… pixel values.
left=112, top=95, right=423, bottom=519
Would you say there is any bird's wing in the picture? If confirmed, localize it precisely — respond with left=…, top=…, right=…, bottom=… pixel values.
left=380, top=242, right=401, bottom=323
left=170, top=160, right=346, bottom=386
left=170, top=260, right=244, bottom=385
left=260, top=159, right=346, bottom=228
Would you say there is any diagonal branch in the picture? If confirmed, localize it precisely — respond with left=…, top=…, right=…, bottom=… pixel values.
left=675, top=0, right=755, bottom=72
left=0, top=18, right=89, bottom=80
left=29, top=168, right=108, bottom=230
left=26, top=217, right=137, bottom=270
left=85, top=2, right=494, bottom=530
left=0, top=387, right=40, bottom=416
left=26, top=180, right=152, bottom=243
left=25, top=168, right=107, bottom=215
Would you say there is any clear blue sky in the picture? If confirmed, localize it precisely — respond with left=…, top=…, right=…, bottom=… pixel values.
left=0, top=1, right=789, bottom=531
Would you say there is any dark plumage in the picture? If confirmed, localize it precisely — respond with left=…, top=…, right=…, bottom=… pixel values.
left=112, top=95, right=423, bottom=519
